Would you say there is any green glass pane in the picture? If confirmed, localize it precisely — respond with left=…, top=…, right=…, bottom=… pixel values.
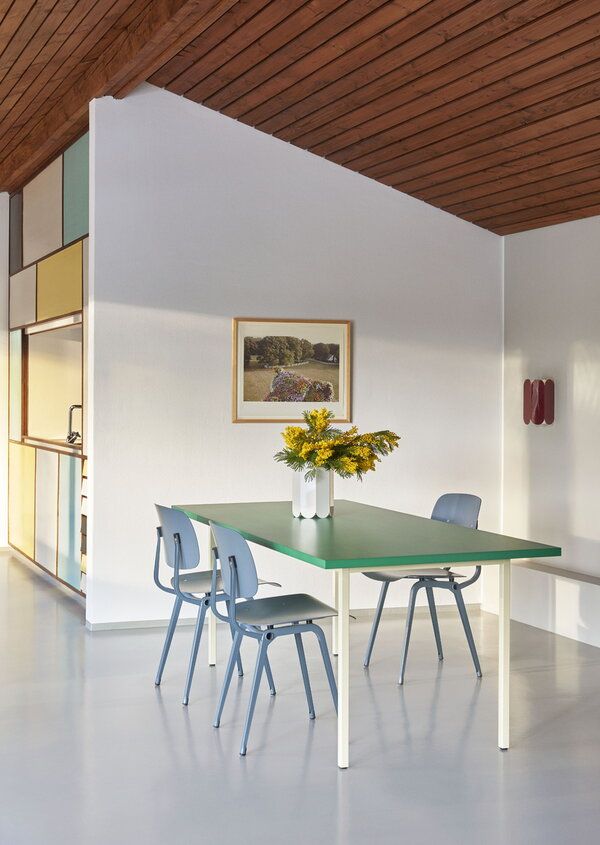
left=63, top=133, right=89, bottom=245
left=176, top=500, right=561, bottom=570
left=58, top=455, right=82, bottom=589
left=9, top=331, right=21, bottom=440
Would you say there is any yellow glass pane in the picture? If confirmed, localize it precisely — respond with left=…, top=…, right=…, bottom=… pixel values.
left=8, top=442, right=35, bottom=559
left=37, top=241, right=83, bottom=321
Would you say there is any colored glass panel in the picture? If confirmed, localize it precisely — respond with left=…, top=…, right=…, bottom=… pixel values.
left=35, top=450, right=59, bottom=574
left=9, top=192, right=22, bottom=275
left=22, top=158, right=62, bottom=266
left=58, top=455, right=82, bottom=589
left=8, top=443, right=35, bottom=559
left=9, top=330, right=22, bottom=440
left=63, top=134, right=89, bottom=244
left=27, top=323, right=82, bottom=441
left=9, top=265, right=36, bottom=327
left=37, top=240, right=83, bottom=321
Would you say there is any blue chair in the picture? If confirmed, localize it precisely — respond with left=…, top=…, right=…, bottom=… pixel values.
left=363, top=494, right=483, bottom=684
left=153, top=505, right=279, bottom=705
left=209, top=521, right=338, bottom=757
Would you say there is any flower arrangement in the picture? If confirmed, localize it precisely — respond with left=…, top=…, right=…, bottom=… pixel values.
left=275, top=408, right=400, bottom=480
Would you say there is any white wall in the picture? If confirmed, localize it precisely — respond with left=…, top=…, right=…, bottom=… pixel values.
left=482, top=215, right=600, bottom=647
left=0, top=193, right=8, bottom=547
left=87, top=84, right=502, bottom=627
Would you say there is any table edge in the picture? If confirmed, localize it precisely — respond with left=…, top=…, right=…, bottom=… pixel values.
left=175, top=505, right=561, bottom=570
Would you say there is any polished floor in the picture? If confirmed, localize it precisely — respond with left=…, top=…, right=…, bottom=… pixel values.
left=2, top=552, right=600, bottom=845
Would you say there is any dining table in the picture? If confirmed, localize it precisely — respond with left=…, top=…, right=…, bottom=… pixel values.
left=175, top=499, right=561, bottom=769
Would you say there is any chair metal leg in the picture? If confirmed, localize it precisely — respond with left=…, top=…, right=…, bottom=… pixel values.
left=425, top=585, right=444, bottom=660
left=399, top=582, right=421, bottom=685
left=314, top=626, right=338, bottom=712
left=213, top=631, right=243, bottom=728
left=453, top=586, right=482, bottom=678
left=295, top=633, right=315, bottom=719
left=240, top=638, right=269, bottom=756
left=182, top=601, right=207, bottom=705
left=226, top=600, right=244, bottom=677
left=363, top=580, right=389, bottom=668
left=155, top=595, right=183, bottom=686
left=264, top=655, right=276, bottom=695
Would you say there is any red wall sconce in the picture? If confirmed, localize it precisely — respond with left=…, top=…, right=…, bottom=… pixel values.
left=523, top=379, right=554, bottom=425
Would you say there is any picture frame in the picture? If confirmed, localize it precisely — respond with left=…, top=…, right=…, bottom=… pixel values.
left=232, top=318, right=352, bottom=423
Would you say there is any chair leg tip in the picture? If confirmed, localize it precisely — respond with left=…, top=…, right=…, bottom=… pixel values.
left=239, top=748, right=247, bottom=757
left=182, top=699, right=189, bottom=706
left=309, top=712, right=315, bottom=720
left=213, top=721, right=220, bottom=728
left=269, top=689, right=276, bottom=696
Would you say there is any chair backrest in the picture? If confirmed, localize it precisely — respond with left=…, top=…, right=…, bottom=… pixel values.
left=431, top=493, right=481, bottom=529
left=155, top=505, right=200, bottom=570
left=210, top=521, right=259, bottom=599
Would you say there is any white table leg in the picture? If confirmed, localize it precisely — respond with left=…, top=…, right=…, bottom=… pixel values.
left=332, top=570, right=339, bottom=656
left=498, top=560, right=511, bottom=749
left=337, top=569, right=350, bottom=769
left=207, top=528, right=216, bottom=667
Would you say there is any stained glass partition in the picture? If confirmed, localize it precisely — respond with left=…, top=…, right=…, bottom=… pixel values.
left=57, top=455, right=82, bottom=589
left=8, top=443, right=35, bottom=560
left=9, top=330, right=22, bottom=440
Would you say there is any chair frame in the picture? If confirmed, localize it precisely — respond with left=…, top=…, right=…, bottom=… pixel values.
left=153, top=525, right=244, bottom=705
left=363, top=493, right=483, bottom=684
left=209, top=548, right=337, bottom=756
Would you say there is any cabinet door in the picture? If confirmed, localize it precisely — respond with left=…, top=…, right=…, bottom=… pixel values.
left=57, top=455, right=82, bottom=590
left=35, top=450, right=59, bottom=574
left=8, top=443, right=35, bottom=559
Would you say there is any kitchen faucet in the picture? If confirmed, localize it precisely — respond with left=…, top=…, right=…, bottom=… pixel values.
left=66, top=404, right=83, bottom=444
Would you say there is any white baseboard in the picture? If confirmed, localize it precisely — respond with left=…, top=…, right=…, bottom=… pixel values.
left=86, top=616, right=199, bottom=631
left=85, top=602, right=479, bottom=631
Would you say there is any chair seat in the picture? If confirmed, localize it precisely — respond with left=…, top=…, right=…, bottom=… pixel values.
left=172, top=572, right=278, bottom=595
left=236, top=593, right=336, bottom=627
left=364, top=568, right=464, bottom=583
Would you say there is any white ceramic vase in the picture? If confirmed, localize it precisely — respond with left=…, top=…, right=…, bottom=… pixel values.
left=292, top=469, right=334, bottom=518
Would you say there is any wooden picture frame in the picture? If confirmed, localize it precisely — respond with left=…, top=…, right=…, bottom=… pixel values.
left=232, top=318, right=352, bottom=423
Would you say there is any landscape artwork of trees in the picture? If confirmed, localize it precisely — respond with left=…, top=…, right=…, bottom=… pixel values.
left=233, top=318, right=351, bottom=422
left=243, top=334, right=340, bottom=402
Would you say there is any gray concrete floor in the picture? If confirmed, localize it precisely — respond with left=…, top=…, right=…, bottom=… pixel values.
left=2, top=552, right=600, bottom=845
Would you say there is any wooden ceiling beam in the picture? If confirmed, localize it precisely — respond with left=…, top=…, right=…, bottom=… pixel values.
left=492, top=203, right=600, bottom=234
left=442, top=151, right=600, bottom=214
left=393, top=106, right=600, bottom=196
left=148, top=0, right=270, bottom=88
left=277, top=0, right=584, bottom=146
left=482, top=187, right=600, bottom=230
left=233, top=0, right=474, bottom=130
left=191, top=0, right=389, bottom=109
left=334, top=49, right=600, bottom=173
left=300, top=5, right=600, bottom=157
left=198, top=0, right=391, bottom=112
left=0, top=0, right=238, bottom=191
left=462, top=175, right=600, bottom=223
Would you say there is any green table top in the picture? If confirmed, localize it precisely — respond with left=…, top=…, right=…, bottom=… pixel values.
left=175, top=500, right=561, bottom=571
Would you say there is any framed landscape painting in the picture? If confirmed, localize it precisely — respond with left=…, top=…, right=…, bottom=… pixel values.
left=232, top=318, right=352, bottom=423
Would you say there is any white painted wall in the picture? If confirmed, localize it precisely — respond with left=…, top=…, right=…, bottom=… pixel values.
left=482, top=215, right=600, bottom=647
left=87, top=84, right=502, bottom=627
left=0, top=193, right=8, bottom=547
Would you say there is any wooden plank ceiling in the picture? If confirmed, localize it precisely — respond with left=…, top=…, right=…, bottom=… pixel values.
left=2, top=1, right=600, bottom=234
